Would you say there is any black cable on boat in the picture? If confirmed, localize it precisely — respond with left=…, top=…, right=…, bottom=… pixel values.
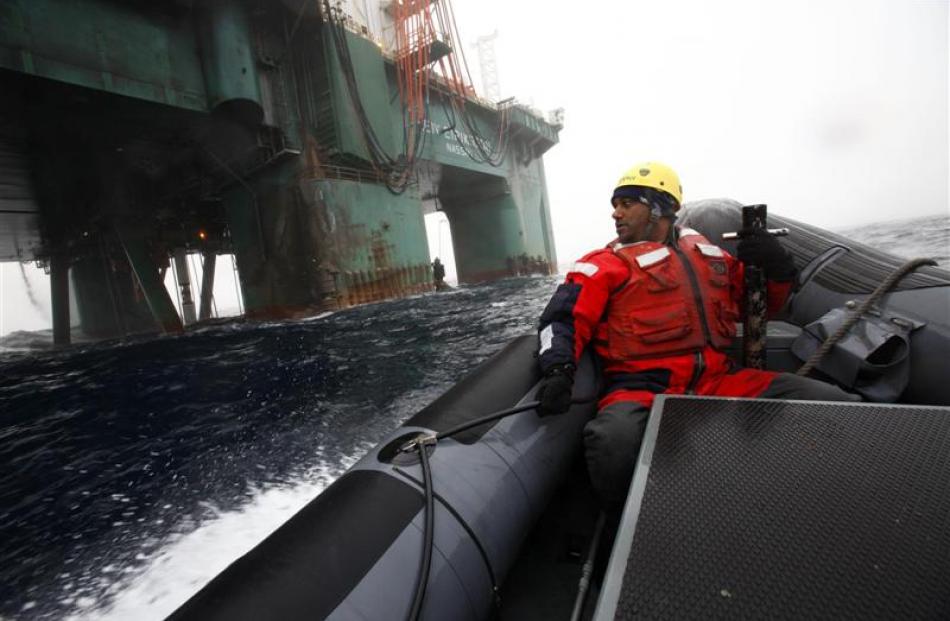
left=435, top=400, right=540, bottom=440
left=400, top=389, right=599, bottom=619
left=407, top=436, right=436, bottom=621
left=392, top=466, right=502, bottom=612
left=402, top=394, right=599, bottom=452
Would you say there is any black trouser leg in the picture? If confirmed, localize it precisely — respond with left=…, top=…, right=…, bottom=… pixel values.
left=760, top=373, right=862, bottom=401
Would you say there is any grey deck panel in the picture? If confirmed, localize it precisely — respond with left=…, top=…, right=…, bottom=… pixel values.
left=595, top=396, right=950, bottom=620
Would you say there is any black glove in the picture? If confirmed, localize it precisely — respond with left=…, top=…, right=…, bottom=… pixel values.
left=536, top=364, right=575, bottom=416
left=737, top=231, right=797, bottom=282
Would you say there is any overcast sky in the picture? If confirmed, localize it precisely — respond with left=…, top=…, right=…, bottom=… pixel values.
left=1, top=0, right=947, bottom=336
left=454, top=0, right=949, bottom=263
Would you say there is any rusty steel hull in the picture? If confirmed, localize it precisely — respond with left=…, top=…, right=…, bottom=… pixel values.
left=0, top=0, right=561, bottom=338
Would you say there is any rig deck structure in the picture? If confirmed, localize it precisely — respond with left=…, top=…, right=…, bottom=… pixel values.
left=0, top=0, right=562, bottom=343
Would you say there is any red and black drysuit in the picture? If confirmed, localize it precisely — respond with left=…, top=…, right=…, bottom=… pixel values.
left=537, top=227, right=859, bottom=501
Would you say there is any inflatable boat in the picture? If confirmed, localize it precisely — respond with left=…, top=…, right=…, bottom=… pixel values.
left=168, top=200, right=950, bottom=620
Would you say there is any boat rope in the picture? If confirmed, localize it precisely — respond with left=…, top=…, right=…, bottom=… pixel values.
left=399, top=391, right=598, bottom=618
left=796, top=257, right=938, bottom=377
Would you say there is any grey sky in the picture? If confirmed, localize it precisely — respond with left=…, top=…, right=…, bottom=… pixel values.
left=454, top=0, right=949, bottom=263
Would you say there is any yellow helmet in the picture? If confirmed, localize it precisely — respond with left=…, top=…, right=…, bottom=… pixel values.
left=612, top=161, right=683, bottom=211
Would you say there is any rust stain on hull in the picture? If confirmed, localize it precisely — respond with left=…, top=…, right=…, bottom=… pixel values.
left=336, top=263, right=434, bottom=307
left=245, top=262, right=436, bottom=319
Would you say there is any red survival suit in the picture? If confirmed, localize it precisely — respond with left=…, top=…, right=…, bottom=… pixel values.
left=537, top=228, right=794, bottom=409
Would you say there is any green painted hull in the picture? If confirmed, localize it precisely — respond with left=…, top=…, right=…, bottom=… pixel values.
left=0, top=0, right=561, bottom=337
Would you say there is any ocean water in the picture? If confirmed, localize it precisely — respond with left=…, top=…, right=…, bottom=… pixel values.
left=835, top=212, right=949, bottom=267
left=0, top=278, right=556, bottom=620
left=0, top=213, right=947, bottom=619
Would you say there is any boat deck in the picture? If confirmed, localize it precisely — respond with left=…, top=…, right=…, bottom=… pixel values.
left=595, top=396, right=950, bottom=620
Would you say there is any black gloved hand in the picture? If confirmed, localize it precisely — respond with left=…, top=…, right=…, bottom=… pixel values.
left=536, top=364, right=575, bottom=417
left=737, top=230, right=797, bottom=281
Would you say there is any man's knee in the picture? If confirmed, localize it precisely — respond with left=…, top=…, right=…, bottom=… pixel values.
left=583, top=401, right=650, bottom=503
left=760, top=373, right=862, bottom=402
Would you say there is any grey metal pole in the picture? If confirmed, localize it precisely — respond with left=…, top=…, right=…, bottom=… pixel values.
left=198, top=251, right=217, bottom=321
left=50, top=254, right=70, bottom=346
left=174, top=249, right=197, bottom=325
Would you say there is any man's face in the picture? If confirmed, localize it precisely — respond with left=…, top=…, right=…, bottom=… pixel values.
left=612, top=197, right=653, bottom=244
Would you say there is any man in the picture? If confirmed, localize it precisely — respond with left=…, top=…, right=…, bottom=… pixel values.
left=536, top=161, right=859, bottom=502
left=432, top=257, right=446, bottom=290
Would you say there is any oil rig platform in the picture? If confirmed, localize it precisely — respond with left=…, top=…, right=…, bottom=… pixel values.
left=0, top=0, right=562, bottom=344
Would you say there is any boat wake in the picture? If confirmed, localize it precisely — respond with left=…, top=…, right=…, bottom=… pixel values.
left=70, top=454, right=363, bottom=621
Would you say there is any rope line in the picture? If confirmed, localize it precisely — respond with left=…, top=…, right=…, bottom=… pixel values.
left=796, top=257, right=937, bottom=376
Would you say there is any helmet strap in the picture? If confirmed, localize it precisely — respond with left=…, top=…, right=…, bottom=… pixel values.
left=641, top=206, right=660, bottom=241
left=664, top=221, right=678, bottom=245
left=646, top=206, right=681, bottom=244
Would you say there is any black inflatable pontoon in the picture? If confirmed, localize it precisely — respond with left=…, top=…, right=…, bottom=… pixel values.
left=169, top=336, right=600, bottom=620
left=169, top=200, right=950, bottom=620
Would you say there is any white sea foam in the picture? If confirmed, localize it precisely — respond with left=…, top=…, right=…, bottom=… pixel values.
left=75, top=456, right=361, bottom=621
left=301, top=311, right=337, bottom=322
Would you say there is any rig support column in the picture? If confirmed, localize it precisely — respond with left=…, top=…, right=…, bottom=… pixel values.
left=116, top=225, right=183, bottom=334
left=199, top=251, right=217, bottom=321
left=71, top=251, right=158, bottom=339
left=442, top=192, right=527, bottom=283
left=50, top=254, right=70, bottom=346
left=173, top=249, right=197, bottom=325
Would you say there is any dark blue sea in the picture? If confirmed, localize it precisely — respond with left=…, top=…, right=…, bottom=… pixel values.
left=0, top=213, right=947, bottom=619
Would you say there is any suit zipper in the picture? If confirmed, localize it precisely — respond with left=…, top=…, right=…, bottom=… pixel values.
left=670, top=245, right=712, bottom=344
left=685, top=350, right=705, bottom=394
left=671, top=244, right=711, bottom=395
